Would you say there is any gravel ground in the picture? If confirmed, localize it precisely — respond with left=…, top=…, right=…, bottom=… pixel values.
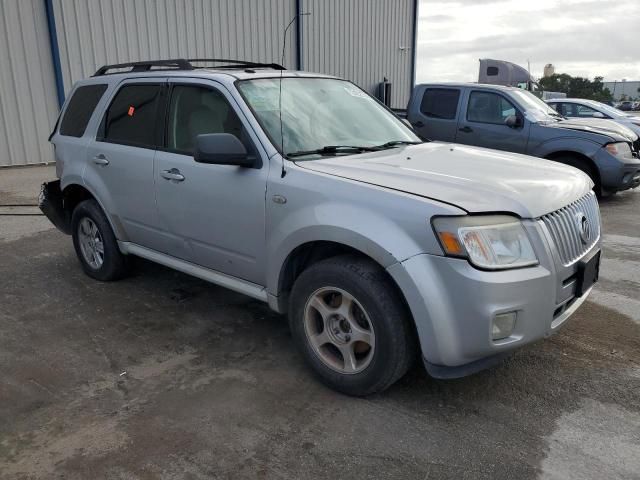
left=0, top=166, right=639, bottom=479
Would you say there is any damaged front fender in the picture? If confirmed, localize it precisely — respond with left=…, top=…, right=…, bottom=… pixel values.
left=38, top=180, right=72, bottom=235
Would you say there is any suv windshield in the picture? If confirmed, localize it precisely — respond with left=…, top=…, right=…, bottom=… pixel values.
left=237, top=77, right=420, bottom=158
left=510, top=89, right=562, bottom=122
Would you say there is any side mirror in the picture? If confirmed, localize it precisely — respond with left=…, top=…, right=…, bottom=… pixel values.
left=505, top=115, right=523, bottom=128
left=592, top=111, right=605, bottom=119
left=194, top=133, right=254, bottom=167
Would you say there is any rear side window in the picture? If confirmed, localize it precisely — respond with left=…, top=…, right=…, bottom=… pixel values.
left=59, top=84, right=108, bottom=137
left=103, top=84, right=162, bottom=148
left=420, top=88, right=460, bottom=120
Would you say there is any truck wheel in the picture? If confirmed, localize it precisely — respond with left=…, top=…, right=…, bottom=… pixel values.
left=71, top=199, right=129, bottom=281
left=289, top=255, right=416, bottom=396
left=555, top=155, right=604, bottom=196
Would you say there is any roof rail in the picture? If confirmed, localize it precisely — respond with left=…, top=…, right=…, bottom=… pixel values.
left=187, top=58, right=286, bottom=70
left=93, top=58, right=285, bottom=76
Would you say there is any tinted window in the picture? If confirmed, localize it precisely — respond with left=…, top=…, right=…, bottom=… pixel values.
left=103, top=84, right=162, bottom=147
left=467, top=91, right=517, bottom=124
left=420, top=88, right=460, bottom=120
left=59, top=84, right=108, bottom=137
left=167, top=85, right=246, bottom=154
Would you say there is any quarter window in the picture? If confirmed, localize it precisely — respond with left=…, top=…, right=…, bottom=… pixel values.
left=420, top=88, right=460, bottom=120
left=166, top=85, right=245, bottom=154
left=59, top=84, right=108, bottom=137
left=467, top=91, right=517, bottom=124
left=103, top=84, right=162, bottom=148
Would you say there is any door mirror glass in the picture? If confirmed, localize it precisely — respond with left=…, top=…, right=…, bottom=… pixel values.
left=194, top=133, right=253, bottom=167
left=505, top=115, right=522, bottom=128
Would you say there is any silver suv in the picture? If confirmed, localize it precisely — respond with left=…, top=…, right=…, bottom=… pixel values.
left=41, top=59, right=602, bottom=395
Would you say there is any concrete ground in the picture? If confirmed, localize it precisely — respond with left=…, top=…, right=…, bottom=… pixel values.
left=1, top=165, right=639, bottom=480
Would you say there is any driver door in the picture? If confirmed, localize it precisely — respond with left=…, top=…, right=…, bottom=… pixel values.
left=456, top=90, right=528, bottom=153
left=154, top=79, right=268, bottom=284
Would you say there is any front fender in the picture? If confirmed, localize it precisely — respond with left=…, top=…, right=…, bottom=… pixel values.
left=529, top=136, right=602, bottom=160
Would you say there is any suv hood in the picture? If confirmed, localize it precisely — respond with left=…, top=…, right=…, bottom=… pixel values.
left=545, top=118, right=638, bottom=143
left=296, top=142, right=592, bottom=218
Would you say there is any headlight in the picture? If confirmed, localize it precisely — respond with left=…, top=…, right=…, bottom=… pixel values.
left=605, top=142, right=632, bottom=158
left=432, top=216, right=538, bottom=270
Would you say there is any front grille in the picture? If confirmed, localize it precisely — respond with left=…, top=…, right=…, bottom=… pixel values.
left=539, top=192, right=601, bottom=266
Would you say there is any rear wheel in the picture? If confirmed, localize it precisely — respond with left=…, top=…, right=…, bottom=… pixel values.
left=289, top=255, right=416, bottom=396
left=71, top=199, right=129, bottom=281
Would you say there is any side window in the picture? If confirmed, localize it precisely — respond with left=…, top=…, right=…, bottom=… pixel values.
left=167, top=85, right=245, bottom=154
left=548, top=102, right=561, bottom=113
left=576, top=105, right=599, bottom=117
left=103, top=84, right=162, bottom=148
left=467, top=91, right=517, bottom=124
left=559, top=103, right=576, bottom=117
left=420, top=88, right=460, bottom=120
left=59, top=84, right=108, bottom=137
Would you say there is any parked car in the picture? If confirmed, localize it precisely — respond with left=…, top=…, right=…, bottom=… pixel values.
left=407, top=83, right=640, bottom=196
left=546, top=98, right=640, bottom=137
left=618, top=101, right=634, bottom=111
left=42, top=59, right=602, bottom=396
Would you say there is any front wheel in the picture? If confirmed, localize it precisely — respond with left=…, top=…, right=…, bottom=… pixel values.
left=289, top=255, right=416, bottom=396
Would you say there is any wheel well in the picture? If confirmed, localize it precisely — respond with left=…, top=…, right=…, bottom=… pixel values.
left=62, top=184, right=95, bottom=214
left=544, top=151, right=600, bottom=185
left=277, top=241, right=408, bottom=315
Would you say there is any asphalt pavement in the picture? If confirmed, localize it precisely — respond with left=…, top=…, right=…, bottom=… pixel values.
left=1, top=165, right=639, bottom=479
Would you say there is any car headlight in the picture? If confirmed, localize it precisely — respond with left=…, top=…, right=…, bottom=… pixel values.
left=605, top=142, right=632, bottom=158
left=432, top=215, right=538, bottom=270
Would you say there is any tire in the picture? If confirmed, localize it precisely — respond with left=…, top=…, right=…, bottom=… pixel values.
left=289, top=254, right=417, bottom=396
left=554, top=155, right=604, bottom=196
left=71, top=199, right=129, bottom=281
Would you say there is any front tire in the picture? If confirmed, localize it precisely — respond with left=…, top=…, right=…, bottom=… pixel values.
left=289, top=255, right=416, bottom=396
left=71, top=199, right=129, bottom=281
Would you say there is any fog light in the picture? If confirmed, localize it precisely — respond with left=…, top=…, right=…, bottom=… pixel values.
left=492, top=312, right=516, bottom=340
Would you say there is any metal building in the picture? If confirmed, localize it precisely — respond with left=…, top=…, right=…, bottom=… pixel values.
left=0, top=0, right=418, bottom=167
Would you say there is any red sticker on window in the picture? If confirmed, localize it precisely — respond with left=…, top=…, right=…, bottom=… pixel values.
left=127, top=106, right=135, bottom=116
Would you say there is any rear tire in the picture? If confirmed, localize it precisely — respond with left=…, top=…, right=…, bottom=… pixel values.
left=71, top=199, right=129, bottom=281
left=289, top=254, right=416, bottom=396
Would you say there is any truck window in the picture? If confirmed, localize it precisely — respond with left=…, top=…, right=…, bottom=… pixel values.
left=166, top=85, right=244, bottom=154
left=102, top=84, right=162, bottom=148
left=467, top=91, right=517, bottom=124
left=59, top=84, right=108, bottom=137
left=420, top=88, right=460, bottom=120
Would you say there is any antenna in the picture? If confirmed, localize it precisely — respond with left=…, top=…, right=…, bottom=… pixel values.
left=279, top=11, right=310, bottom=178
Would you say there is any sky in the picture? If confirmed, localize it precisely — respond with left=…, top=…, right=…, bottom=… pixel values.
left=416, top=0, right=640, bottom=83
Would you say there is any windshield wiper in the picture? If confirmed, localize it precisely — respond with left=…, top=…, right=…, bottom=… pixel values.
left=374, top=140, right=423, bottom=149
left=286, top=145, right=379, bottom=158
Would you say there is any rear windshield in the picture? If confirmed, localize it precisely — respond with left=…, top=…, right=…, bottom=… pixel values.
left=59, top=84, right=108, bottom=137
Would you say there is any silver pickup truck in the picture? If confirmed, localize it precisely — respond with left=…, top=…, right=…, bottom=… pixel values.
left=407, top=83, right=640, bottom=196
left=41, top=60, right=601, bottom=395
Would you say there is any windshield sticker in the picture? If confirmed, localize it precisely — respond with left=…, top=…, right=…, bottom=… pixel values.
left=343, top=86, right=370, bottom=99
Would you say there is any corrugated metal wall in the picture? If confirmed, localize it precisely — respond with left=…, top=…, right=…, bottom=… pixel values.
left=301, top=0, right=415, bottom=109
left=0, top=1, right=59, bottom=166
left=52, top=0, right=298, bottom=93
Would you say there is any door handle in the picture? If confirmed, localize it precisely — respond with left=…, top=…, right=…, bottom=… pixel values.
left=92, top=154, right=109, bottom=166
left=412, top=120, right=424, bottom=128
left=160, top=168, right=185, bottom=182
left=458, top=126, right=473, bottom=133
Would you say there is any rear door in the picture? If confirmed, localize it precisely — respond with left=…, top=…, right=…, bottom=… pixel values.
left=455, top=89, right=528, bottom=153
left=84, top=79, right=169, bottom=252
left=409, top=87, right=461, bottom=141
left=153, top=78, right=268, bottom=284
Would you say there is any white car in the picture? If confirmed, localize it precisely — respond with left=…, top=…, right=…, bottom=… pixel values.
left=547, top=98, right=640, bottom=137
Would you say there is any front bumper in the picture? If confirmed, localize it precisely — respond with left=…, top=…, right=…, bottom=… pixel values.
left=597, top=148, right=640, bottom=191
left=387, top=228, right=600, bottom=377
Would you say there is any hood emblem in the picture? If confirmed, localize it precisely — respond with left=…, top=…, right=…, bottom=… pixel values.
left=576, top=213, right=591, bottom=245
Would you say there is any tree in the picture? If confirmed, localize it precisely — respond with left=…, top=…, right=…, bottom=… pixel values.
left=538, top=74, right=613, bottom=102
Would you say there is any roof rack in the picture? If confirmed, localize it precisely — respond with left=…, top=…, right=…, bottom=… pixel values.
left=93, top=58, right=285, bottom=76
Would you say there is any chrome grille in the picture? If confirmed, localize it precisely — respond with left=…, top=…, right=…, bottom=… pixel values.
left=539, top=192, right=601, bottom=266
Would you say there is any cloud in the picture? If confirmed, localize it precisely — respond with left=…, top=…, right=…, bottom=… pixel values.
left=416, top=0, right=640, bottom=82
